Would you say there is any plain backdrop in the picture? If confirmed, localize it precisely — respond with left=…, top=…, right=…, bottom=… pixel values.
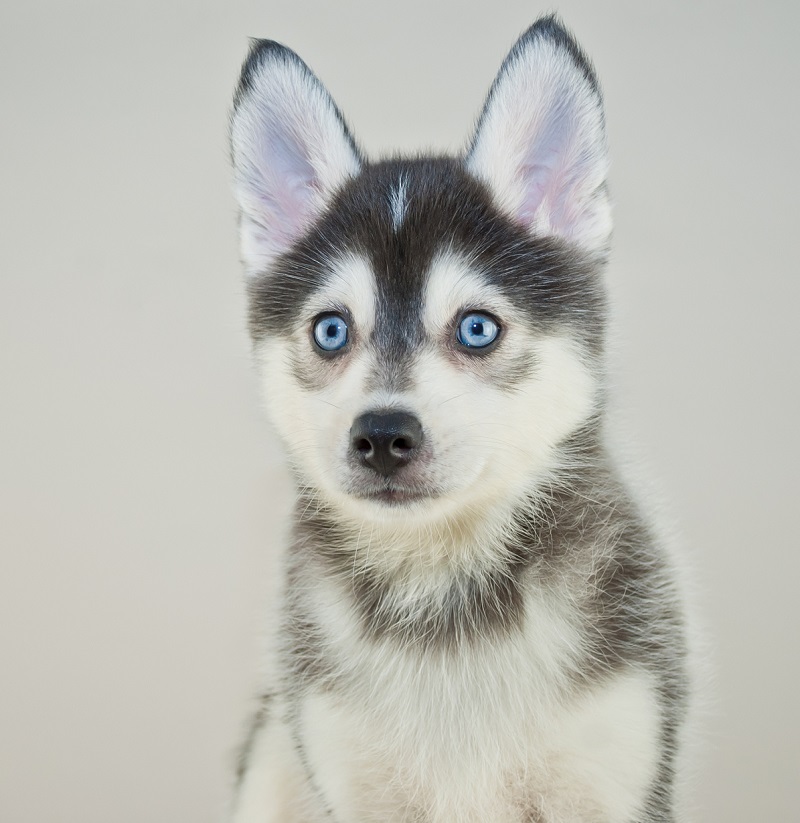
left=1, top=1, right=798, bottom=821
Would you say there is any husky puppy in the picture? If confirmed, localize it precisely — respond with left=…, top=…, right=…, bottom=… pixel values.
left=228, top=15, right=689, bottom=823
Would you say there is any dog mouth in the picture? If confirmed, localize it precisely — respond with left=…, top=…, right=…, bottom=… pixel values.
left=363, top=489, right=427, bottom=505
left=354, top=482, right=439, bottom=506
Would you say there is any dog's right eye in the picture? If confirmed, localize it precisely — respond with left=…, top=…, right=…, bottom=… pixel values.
left=313, top=313, right=349, bottom=352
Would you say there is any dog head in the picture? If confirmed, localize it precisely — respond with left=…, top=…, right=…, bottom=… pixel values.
left=230, top=18, right=610, bottom=528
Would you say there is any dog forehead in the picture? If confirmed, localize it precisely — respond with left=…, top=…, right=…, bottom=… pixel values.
left=252, top=157, right=508, bottom=344
left=329, top=161, right=500, bottom=326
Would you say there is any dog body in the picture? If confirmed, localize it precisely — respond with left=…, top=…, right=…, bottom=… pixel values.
left=229, top=17, right=689, bottom=823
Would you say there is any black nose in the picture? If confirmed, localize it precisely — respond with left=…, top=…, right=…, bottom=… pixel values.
left=350, top=411, right=423, bottom=477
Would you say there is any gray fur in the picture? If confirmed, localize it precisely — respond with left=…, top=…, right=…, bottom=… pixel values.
left=229, top=14, right=690, bottom=823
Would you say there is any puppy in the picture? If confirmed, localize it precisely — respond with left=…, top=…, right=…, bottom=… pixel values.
left=228, top=15, right=690, bottom=822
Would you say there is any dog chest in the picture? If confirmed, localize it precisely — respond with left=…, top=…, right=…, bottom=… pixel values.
left=295, top=636, right=661, bottom=822
left=290, top=574, right=661, bottom=821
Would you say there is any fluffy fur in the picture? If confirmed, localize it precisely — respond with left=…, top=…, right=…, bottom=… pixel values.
left=228, top=16, right=690, bottom=823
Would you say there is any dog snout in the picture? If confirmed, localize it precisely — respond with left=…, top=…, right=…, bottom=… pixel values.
left=350, top=411, right=423, bottom=477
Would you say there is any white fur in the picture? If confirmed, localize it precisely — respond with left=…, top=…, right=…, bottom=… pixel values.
left=389, top=174, right=408, bottom=230
left=230, top=50, right=361, bottom=274
left=231, top=699, right=314, bottom=821
left=304, top=252, right=377, bottom=332
left=296, top=669, right=661, bottom=823
left=235, top=573, right=662, bottom=823
left=467, top=33, right=611, bottom=252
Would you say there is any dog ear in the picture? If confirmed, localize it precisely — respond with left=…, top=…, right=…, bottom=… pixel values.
left=230, top=41, right=363, bottom=275
left=467, top=17, right=611, bottom=253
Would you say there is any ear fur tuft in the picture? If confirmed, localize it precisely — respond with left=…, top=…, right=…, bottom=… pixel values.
left=230, top=41, right=363, bottom=275
left=467, top=16, right=611, bottom=253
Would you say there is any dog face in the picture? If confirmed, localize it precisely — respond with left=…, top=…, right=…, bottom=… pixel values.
left=230, top=21, right=610, bottom=527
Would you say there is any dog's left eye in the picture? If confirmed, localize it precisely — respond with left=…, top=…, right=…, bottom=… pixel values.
left=313, top=313, right=349, bottom=351
left=456, top=313, right=500, bottom=349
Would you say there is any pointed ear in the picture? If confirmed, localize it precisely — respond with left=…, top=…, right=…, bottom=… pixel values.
left=466, top=17, right=611, bottom=253
left=230, top=41, right=363, bottom=275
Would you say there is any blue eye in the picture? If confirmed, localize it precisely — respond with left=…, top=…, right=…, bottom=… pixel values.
left=313, top=314, right=349, bottom=352
left=456, top=313, right=500, bottom=349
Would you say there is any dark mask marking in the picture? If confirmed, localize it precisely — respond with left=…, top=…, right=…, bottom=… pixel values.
left=248, top=157, right=607, bottom=366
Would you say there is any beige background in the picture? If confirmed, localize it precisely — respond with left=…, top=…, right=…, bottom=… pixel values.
left=1, top=1, right=798, bottom=820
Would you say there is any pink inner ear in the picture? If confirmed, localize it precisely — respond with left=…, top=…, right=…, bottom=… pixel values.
left=231, top=50, right=363, bottom=272
left=515, top=108, right=602, bottom=243
left=517, top=160, right=557, bottom=225
left=269, top=172, right=317, bottom=246
left=516, top=112, right=573, bottom=229
left=469, top=55, right=608, bottom=249
left=254, top=129, right=320, bottom=247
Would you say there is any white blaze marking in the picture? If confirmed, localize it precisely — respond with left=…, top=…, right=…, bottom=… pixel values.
left=389, top=174, right=408, bottom=231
